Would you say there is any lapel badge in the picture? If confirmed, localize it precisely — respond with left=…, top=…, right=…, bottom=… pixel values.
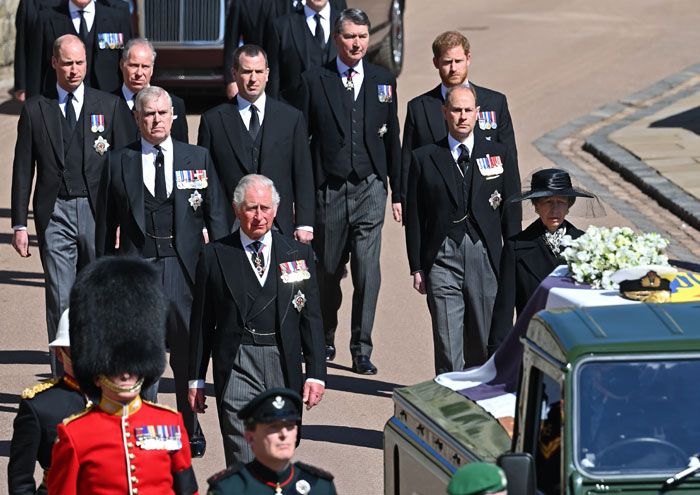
left=296, top=480, right=311, bottom=494
left=90, top=114, right=105, bottom=133
left=292, top=290, right=307, bottom=312
left=188, top=190, right=203, bottom=211
left=489, top=190, right=502, bottom=209
left=279, top=260, right=311, bottom=283
left=273, top=396, right=285, bottom=409
left=377, top=84, right=393, bottom=103
left=476, top=154, right=504, bottom=177
left=93, top=136, right=110, bottom=155
left=378, top=123, right=388, bottom=138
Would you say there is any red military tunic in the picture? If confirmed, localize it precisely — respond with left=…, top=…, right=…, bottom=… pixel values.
left=48, top=395, right=198, bottom=495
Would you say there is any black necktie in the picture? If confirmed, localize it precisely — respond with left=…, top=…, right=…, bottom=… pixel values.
left=344, top=68, right=355, bottom=94
left=154, top=145, right=167, bottom=200
left=250, top=240, right=265, bottom=277
left=314, top=13, right=326, bottom=49
left=457, top=144, right=470, bottom=176
left=78, top=10, right=88, bottom=42
left=249, top=104, right=260, bottom=140
left=64, top=92, right=76, bottom=129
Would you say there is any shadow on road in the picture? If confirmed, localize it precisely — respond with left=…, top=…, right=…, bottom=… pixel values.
left=0, top=440, right=9, bottom=457
left=0, top=392, right=21, bottom=404
left=0, top=350, right=50, bottom=365
left=302, top=425, right=383, bottom=449
left=650, top=106, right=700, bottom=135
left=0, top=232, right=39, bottom=247
left=325, top=369, right=403, bottom=399
left=0, top=270, right=45, bottom=288
left=0, top=99, right=22, bottom=116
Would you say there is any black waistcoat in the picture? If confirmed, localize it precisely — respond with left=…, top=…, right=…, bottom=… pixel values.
left=242, top=242, right=278, bottom=333
left=142, top=187, right=176, bottom=258
left=329, top=80, right=373, bottom=180
left=446, top=156, right=480, bottom=245
left=236, top=111, right=264, bottom=172
left=303, top=25, right=332, bottom=67
left=58, top=108, right=88, bottom=198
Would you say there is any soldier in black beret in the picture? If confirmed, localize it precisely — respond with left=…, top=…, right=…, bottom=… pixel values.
left=207, top=388, right=337, bottom=494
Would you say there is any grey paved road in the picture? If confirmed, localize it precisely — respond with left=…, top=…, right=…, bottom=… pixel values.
left=2, top=1, right=700, bottom=493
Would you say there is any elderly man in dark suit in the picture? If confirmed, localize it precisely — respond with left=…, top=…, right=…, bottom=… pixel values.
left=401, top=31, right=517, bottom=206
left=405, top=86, right=521, bottom=374
left=11, top=34, right=130, bottom=376
left=188, top=174, right=326, bottom=465
left=95, top=85, right=230, bottom=457
left=266, top=0, right=341, bottom=106
left=29, top=0, right=132, bottom=97
left=115, top=38, right=189, bottom=143
left=198, top=44, right=315, bottom=241
left=299, top=8, right=401, bottom=375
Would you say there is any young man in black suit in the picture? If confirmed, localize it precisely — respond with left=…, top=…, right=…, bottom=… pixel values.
left=95, top=86, right=230, bottom=457
left=11, top=34, right=130, bottom=376
left=115, top=38, right=189, bottom=143
left=401, top=31, right=518, bottom=206
left=198, top=44, right=315, bottom=241
left=299, top=8, right=402, bottom=375
left=29, top=0, right=132, bottom=97
left=404, top=86, right=521, bottom=374
left=188, top=174, right=326, bottom=465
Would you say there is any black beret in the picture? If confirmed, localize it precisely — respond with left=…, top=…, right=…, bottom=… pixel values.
left=238, top=388, right=302, bottom=424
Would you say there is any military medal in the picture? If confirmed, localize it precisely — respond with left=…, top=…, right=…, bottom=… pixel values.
left=489, top=190, right=502, bottom=209
left=176, top=169, right=209, bottom=189
left=279, top=260, right=311, bottom=283
left=90, top=114, right=105, bottom=133
left=476, top=154, right=504, bottom=177
left=377, top=84, right=393, bottom=103
left=296, top=480, right=311, bottom=494
left=134, top=424, right=182, bottom=450
left=478, top=111, right=497, bottom=130
left=93, top=136, right=110, bottom=155
left=292, top=290, right=306, bottom=312
left=188, top=191, right=203, bottom=211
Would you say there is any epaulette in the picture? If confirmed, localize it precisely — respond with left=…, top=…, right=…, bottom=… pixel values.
left=207, top=463, right=243, bottom=485
left=143, top=400, right=179, bottom=414
left=63, top=403, right=94, bottom=425
left=295, top=462, right=334, bottom=481
left=21, top=378, right=60, bottom=399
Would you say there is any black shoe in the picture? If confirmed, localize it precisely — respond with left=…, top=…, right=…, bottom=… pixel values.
left=352, top=355, right=377, bottom=375
left=325, top=345, right=336, bottom=361
left=190, top=435, right=207, bottom=458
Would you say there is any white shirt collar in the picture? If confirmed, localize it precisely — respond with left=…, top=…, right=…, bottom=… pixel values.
left=304, top=2, right=330, bottom=20
left=448, top=132, right=475, bottom=157
left=240, top=229, right=272, bottom=249
left=141, top=135, right=173, bottom=153
left=236, top=92, right=266, bottom=113
left=69, top=0, right=95, bottom=16
left=336, top=57, right=364, bottom=78
left=56, top=82, right=85, bottom=103
left=440, top=80, right=470, bottom=100
left=121, top=83, right=136, bottom=103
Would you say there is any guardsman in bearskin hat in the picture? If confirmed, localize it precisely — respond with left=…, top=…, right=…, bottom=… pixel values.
left=207, top=388, right=336, bottom=494
left=8, top=308, right=88, bottom=495
left=47, top=257, right=198, bottom=495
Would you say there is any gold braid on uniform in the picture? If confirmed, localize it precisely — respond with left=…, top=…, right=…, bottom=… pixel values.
left=97, top=375, right=144, bottom=393
left=621, top=290, right=671, bottom=303
left=21, top=378, right=60, bottom=399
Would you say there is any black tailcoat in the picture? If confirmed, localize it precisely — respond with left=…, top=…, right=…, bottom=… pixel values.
left=11, top=86, right=131, bottom=246
left=400, top=83, right=517, bottom=203
left=189, top=230, right=326, bottom=401
left=95, top=140, right=230, bottom=284
left=197, top=96, right=315, bottom=235
left=404, top=136, right=522, bottom=277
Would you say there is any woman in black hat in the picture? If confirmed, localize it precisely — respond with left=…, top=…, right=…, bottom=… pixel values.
left=488, top=168, right=602, bottom=354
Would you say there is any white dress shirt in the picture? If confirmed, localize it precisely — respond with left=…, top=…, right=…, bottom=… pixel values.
left=237, top=93, right=266, bottom=131
left=141, top=136, right=174, bottom=197
left=336, top=58, right=364, bottom=101
left=57, top=82, right=84, bottom=120
left=448, top=132, right=475, bottom=177
left=121, top=84, right=136, bottom=110
left=440, top=80, right=470, bottom=100
left=69, top=0, right=95, bottom=34
left=304, top=3, right=331, bottom=44
left=240, top=230, right=272, bottom=286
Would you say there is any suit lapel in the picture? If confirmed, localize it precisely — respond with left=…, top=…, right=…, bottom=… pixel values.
left=320, top=61, right=346, bottom=135
left=219, top=101, right=254, bottom=172
left=259, top=99, right=279, bottom=171
left=424, top=85, right=447, bottom=141
left=123, top=144, right=146, bottom=234
left=172, top=141, right=192, bottom=249
left=290, top=12, right=310, bottom=69
left=39, top=98, right=65, bottom=166
left=516, top=221, right=558, bottom=281
left=273, top=233, right=298, bottom=326
left=470, top=137, right=486, bottom=199
left=214, top=233, right=247, bottom=313
left=431, top=140, right=459, bottom=205
left=82, top=88, right=98, bottom=179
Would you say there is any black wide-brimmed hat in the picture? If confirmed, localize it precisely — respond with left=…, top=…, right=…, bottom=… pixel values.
left=510, top=168, right=595, bottom=203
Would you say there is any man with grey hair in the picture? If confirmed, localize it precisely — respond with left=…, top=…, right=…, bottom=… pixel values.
left=116, top=37, right=189, bottom=142
left=96, top=84, right=229, bottom=457
left=189, top=173, right=326, bottom=465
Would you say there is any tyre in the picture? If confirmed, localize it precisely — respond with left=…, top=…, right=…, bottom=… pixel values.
left=372, top=0, right=404, bottom=76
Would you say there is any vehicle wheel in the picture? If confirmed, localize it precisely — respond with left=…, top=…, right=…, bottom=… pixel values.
left=373, top=0, right=404, bottom=76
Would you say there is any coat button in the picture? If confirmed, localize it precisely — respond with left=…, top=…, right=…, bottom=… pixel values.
left=129, top=453, right=135, bottom=459
left=127, top=442, right=134, bottom=448
left=130, top=465, right=136, bottom=472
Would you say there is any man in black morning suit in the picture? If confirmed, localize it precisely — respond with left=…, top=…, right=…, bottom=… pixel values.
left=300, top=8, right=402, bottom=374
left=266, top=0, right=340, bottom=107
left=115, top=38, right=189, bottom=143
left=401, top=31, right=517, bottom=206
left=188, top=174, right=326, bottom=465
left=95, top=86, right=229, bottom=457
left=29, top=0, right=132, bottom=97
left=10, top=34, right=130, bottom=376
left=405, top=86, right=521, bottom=374
left=198, top=44, right=315, bottom=242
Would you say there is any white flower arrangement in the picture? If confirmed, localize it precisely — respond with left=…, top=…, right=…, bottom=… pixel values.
left=561, top=226, right=670, bottom=289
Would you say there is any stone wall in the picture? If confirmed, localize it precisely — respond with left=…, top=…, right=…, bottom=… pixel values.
left=0, top=0, right=18, bottom=68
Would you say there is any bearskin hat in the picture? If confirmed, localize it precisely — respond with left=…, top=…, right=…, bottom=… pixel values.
left=69, top=257, right=168, bottom=397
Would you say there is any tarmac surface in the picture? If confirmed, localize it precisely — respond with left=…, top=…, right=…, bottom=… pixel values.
left=2, top=1, right=700, bottom=494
